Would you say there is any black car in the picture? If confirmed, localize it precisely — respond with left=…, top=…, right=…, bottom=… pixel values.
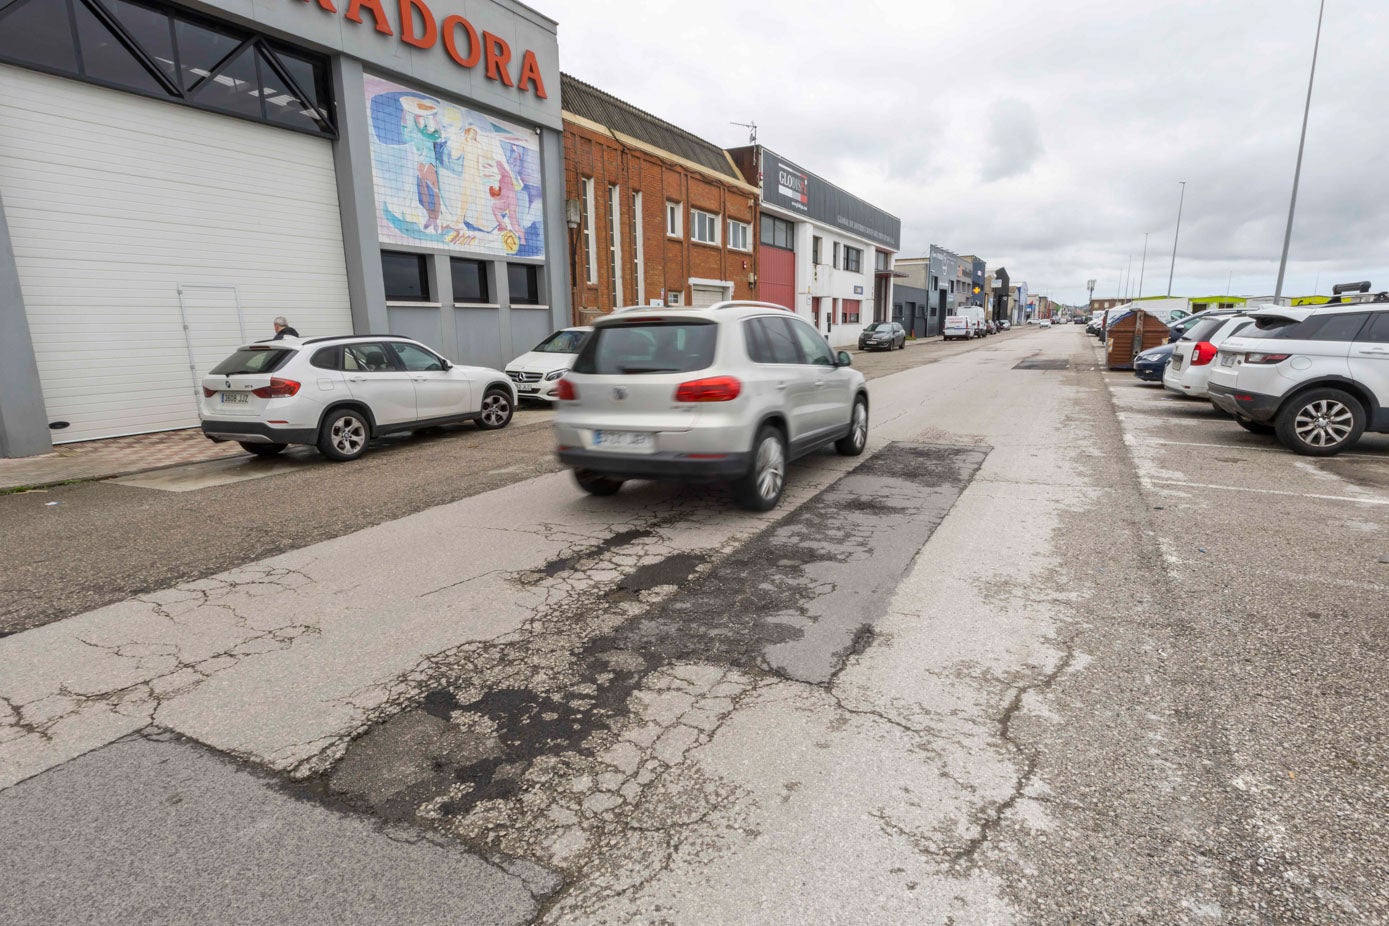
left=858, top=321, right=907, bottom=351
left=1134, top=343, right=1174, bottom=382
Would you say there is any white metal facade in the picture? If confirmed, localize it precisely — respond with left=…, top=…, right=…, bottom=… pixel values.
left=0, top=64, right=350, bottom=443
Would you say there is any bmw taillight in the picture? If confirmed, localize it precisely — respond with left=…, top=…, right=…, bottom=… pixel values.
left=202, top=387, right=216, bottom=398
left=1244, top=352, right=1291, bottom=365
left=555, top=378, right=578, bottom=401
left=251, top=377, right=300, bottom=398
left=674, top=376, right=742, bottom=402
left=1190, top=341, right=1218, bottom=365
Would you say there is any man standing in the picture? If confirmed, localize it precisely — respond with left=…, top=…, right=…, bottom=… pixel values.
left=272, top=317, right=299, bottom=339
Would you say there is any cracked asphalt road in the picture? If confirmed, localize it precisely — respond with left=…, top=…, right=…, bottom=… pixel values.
left=2, top=326, right=1385, bottom=924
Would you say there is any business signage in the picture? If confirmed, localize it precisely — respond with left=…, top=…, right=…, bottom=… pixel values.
left=757, top=148, right=901, bottom=250
left=300, top=0, right=549, bottom=98
left=853, top=285, right=864, bottom=295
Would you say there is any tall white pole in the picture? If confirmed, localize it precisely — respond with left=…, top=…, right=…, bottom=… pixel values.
left=1274, top=0, right=1326, bottom=302
left=1137, top=233, right=1148, bottom=300
left=1167, top=181, right=1186, bottom=297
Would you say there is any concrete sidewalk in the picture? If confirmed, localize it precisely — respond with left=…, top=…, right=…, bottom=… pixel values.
left=0, top=429, right=244, bottom=493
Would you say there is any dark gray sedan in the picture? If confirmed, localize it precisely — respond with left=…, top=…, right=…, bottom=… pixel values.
left=858, top=321, right=907, bottom=351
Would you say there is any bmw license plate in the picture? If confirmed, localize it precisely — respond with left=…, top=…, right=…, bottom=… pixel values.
left=220, top=392, right=249, bottom=405
left=592, top=430, right=653, bottom=452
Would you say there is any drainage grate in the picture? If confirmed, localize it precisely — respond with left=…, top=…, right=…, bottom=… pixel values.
left=1013, top=358, right=1071, bottom=371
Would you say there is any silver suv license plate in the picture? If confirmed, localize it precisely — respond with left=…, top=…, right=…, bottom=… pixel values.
left=592, top=430, right=653, bottom=452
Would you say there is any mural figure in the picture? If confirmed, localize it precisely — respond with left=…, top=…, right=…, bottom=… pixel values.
left=365, top=74, right=545, bottom=260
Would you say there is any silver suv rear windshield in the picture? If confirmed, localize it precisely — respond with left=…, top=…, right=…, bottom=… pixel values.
left=210, top=347, right=293, bottom=375
left=574, top=321, right=717, bottom=375
left=1245, top=312, right=1369, bottom=341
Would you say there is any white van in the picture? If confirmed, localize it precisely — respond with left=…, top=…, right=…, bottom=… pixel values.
left=943, top=316, right=973, bottom=341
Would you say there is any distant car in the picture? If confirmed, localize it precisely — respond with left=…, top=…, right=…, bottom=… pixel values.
left=999, top=320, right=1012, bottom=331
left=554, top=302, right=870, bottom=510
left=985, top=321, right=998, bottom=335
left=1073, top=316, right=1086, bottom=324
left=1209, top=302, right=1389, bottom=455
left=857, top=321, right=906, bottom=351
left=1040, top=319, right=1053, bottom=329
left=1163, top=314, right=1255, bottom=398
left=1134, top=343, right=1175, bottom=382
left=200, top=336, right=516, bottom=461
left=506, top=326, right=593, bottom=402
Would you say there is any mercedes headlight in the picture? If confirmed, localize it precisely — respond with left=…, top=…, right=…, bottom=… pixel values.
left=544, top=369, right=568, bottom=381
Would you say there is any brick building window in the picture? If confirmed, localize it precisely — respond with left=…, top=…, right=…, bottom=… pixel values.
left=582, top=177, right=597, bottom=284
left=666, top=201, right=682, bottom=237
left=691, top=209, right=719, bottom=245
left=728, top=219, right=751, bottom=252
left=608, top=184, right=623, bottom=306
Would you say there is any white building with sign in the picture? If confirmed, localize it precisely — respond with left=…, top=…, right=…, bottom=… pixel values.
left=728, top=146, right=900, bottom=349
left=0, top=0, right=566, bottom=457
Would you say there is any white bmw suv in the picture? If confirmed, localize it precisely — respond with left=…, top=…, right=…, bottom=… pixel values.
left=1207, top=303, right=1389, bottom=455
left=553, top=302, right=870, bottom=510
left=200, top=336, right=517, bottom=461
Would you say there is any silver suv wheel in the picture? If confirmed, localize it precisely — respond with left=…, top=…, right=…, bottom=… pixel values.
left=1275, top=388, right=1366, bottom=457
left=755, top=433, right=785, bottom=502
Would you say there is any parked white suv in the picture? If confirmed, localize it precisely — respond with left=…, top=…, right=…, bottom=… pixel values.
left=200, top=336, right=517, bottom=461
left=553, top=302, right=870, bottom=510
left=1163, top=312, right=1255, bottom=398
left=1208, top=303, right=1389, bottom=455
left=505, top=326, right=592, bottom=403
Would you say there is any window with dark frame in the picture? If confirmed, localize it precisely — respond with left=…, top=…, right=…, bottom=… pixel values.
left=844, top=246, right=863, bottom=274
left=382, top=252, right=430, bottom=302
left=450, top=258, right=490, bottom=304
left=0, top=0, right=335, bottom=136
left=760, top=214, right=794, bottom=250
left=812, top=236, right=822, bottom=265
left=508, top=263, right=542, bottom=305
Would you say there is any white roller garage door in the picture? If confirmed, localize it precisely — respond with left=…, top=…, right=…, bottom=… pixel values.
left=690, top=283, right=729, bottom=308
left=0, top=65, right=351, bottom=443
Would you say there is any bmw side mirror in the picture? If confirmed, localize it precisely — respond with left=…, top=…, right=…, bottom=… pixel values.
left=836, top=351, right=852, bottom=367
left=442, top=359, right=453, bottom=370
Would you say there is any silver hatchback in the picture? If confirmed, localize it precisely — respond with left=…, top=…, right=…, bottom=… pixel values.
left=553, top=302, right=870, bottom=510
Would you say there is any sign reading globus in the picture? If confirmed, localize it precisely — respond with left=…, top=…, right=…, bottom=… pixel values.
left=300, top=0, right=549, bottom=98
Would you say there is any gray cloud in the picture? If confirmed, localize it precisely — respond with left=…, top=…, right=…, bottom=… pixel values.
left=551, top=0, right=1387, bottom=304
left=981, top=100, right=1042, bottom=182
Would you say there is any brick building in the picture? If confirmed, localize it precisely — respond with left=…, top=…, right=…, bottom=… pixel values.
left=561, top=75, right=760, bottom=323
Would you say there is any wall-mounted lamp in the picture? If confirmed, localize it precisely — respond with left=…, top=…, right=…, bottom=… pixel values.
left=565, top=198, right=581, bottom=230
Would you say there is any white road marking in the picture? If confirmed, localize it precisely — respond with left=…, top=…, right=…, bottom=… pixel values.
left=1144, top=478, right=1389, bottom=506
left=1146, top=439, right=1385, bottom=460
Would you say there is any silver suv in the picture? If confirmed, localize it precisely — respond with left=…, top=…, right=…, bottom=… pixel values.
left=553, top=302, right=870, bottom=510
left=1208, top=302, right=1389, bottom=455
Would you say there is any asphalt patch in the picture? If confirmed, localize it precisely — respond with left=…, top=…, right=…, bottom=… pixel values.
left=316, top=442, right=986, bottom=828
left=1013, top=358, right=1071, bottom=371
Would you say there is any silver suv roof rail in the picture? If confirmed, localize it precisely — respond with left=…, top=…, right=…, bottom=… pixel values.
left=708, top=300, right=794, bottom=312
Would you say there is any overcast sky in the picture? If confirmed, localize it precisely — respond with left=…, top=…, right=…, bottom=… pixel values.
left=548, top=0, right=1386, bottom=305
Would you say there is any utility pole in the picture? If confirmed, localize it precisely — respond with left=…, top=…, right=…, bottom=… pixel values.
left=1124, top=254, right=1133, bottom=301
left=1167, top=181, right=1186, bottom=297
left=1137, top=232, right=1148, bottom=301
left=1274, top=0, right=1325, bottom=301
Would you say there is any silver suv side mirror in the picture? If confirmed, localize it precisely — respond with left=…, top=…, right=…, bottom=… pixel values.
left=836, top=351, right=852, bottom=367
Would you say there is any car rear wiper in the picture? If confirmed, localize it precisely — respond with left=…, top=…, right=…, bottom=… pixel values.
left=618, top=366, right=680, bottom=373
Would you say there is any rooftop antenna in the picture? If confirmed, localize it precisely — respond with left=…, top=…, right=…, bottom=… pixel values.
left=731, top=120, right=758, bottom=144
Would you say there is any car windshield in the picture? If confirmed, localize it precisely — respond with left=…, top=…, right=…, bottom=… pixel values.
left=533, top=330, right=588, bottom=354
left=574, top=321, right=718, bottom=375
left=864, top=323, right=890, bottom=332
left=1180, top=318, right=1225, bottom=342
left=210, top=347, right=293, bottom=375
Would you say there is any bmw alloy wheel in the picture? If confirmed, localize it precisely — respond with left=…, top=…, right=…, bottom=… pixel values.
left=331, top=415, right=366, bottom=455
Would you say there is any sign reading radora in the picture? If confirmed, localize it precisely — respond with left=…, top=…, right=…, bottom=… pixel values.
left=301, top=0, right=548, bottom=98
left=367, top=74, right=545, bottom=258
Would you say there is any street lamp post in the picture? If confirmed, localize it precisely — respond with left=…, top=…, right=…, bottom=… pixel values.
left=1274, top=0, right=1326, bottom=302
left=1167, top=181, right=1186, bottom=297
left=1137, top=232, right=1148, bottom=301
